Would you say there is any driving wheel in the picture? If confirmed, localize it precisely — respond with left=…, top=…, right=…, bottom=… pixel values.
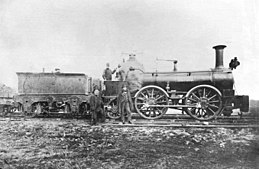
left=134, top=85, right=169, bottom=120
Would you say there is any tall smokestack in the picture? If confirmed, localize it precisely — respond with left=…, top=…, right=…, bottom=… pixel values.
left=213, top=45, right=226, bottom=69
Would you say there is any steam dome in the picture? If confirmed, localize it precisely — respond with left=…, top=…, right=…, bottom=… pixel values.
left=120, top=54, right=145, bottom=92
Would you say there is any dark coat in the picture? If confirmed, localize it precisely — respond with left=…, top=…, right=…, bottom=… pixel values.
left=103, top=68, right=116, bottom=80
left=117, top=89, right=134, bottom=112
left=89, top=94, right=103, bottom=111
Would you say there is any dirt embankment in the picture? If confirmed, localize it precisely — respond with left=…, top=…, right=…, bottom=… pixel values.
left=0, top=119, right=258, bottom=169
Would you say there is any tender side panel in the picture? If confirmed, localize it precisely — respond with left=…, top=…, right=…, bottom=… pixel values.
left=17, top=73, right=87, bottom=94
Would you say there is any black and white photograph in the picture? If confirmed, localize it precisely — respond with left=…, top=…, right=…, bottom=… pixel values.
left=0, top=0, right=258, bottom=168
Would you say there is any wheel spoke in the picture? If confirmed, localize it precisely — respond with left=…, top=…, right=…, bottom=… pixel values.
left=152, top=109, right=157, bottom=117
left=206, top=90, right=212, bottom=97
left=201, top=109, right=207, bottom=116
left=203, top=88, right=206, bottom=97
left=188, top=97, right=198, bottom=103
left=146, top=89, right=151, bottom=97
left=151, top=89, right=154, bottom=98
left=208, top=104, right=219, bottom=109
left=191, top=93, right=200, bottom=101
left=196, top=108, right=201, bottom=116
left=190, top=107, right=196, bottom=114
left=155, top=95, right=165, bottom=101
left=199, top=109, right=204, bottom=117
left=137, top=97, right=145, bottom=101
left=148, top=109, right=152, bottom=117
left=140, top=92, right=147, bottom=98
left=208, top=94, right=217, bottom=101
left=209, top=100, right=219, bottom=103
left=208, top=107, right=216, bottom=115
left=155, top=108, right=162, bottom=115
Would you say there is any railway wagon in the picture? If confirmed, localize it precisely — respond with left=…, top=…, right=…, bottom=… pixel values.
left=14, top=71, right=93, bottom=115
left=104, top=45, right=249, bottom=121
left=0, top=84, right=16, bottom=115
left=0, top=97, right=15, bottom=115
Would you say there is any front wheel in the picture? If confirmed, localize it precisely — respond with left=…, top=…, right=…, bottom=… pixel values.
left=184, top=85, right=223, bottom=121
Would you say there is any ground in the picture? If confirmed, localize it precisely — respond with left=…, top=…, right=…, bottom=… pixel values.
left=0, top=119, right=258, bottom=169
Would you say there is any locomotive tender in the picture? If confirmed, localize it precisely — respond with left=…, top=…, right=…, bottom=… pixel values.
left=14, top=71, right=99, bottom=116
left=104, top=45, right=249, bottom=121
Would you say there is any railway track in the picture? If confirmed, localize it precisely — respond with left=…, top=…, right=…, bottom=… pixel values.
left=103, top=114, right=259, bottom=128
left=0, top=112, right=258, bottom=128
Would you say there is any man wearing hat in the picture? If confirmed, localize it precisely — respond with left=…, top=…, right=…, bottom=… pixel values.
left=89, top=89, right=105, bottom=125
left=117, top=84, right=133, bottom=124
left=115, top=64, right=125, bottom=81
left=102, top=63, right=116, bottom=81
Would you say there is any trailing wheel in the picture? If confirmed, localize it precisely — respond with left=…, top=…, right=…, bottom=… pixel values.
left=106, top=98, right=121, bottom=119
left=134, top=85, right=169, bottom=120
left=184, top=85, right=223, bottom=121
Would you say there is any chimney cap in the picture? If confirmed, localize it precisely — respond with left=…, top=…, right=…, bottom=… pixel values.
left=213, top=45, right=227, bottom=50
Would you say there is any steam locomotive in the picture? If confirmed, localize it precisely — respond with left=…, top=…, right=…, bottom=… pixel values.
left=104, top=45, right=249, bottom=121
left=0, top=45, right=249, bottom=121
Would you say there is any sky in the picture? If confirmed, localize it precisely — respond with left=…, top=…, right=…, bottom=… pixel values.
left=0, top=0, right=258, bottom=99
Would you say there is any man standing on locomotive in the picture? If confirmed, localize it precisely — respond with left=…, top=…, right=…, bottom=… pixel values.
left=115, top=64, right=125, bottom=81
left=102, top=63, right=116, bottom=81
left=89, top=88, right=105, bottom=125
left=229, top=57, right=240, bottom=70
left=118, top=84, right=133, bottom=124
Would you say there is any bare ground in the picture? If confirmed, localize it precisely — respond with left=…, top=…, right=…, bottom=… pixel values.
left=0, top=119, right=258, bottom=169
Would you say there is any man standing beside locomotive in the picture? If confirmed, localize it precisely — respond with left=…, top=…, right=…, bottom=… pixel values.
left=89, top=88, right=105, bottom=125
left=118, top=84, right=134, bottom=124
left=102, top=63, right=116, bottom=81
